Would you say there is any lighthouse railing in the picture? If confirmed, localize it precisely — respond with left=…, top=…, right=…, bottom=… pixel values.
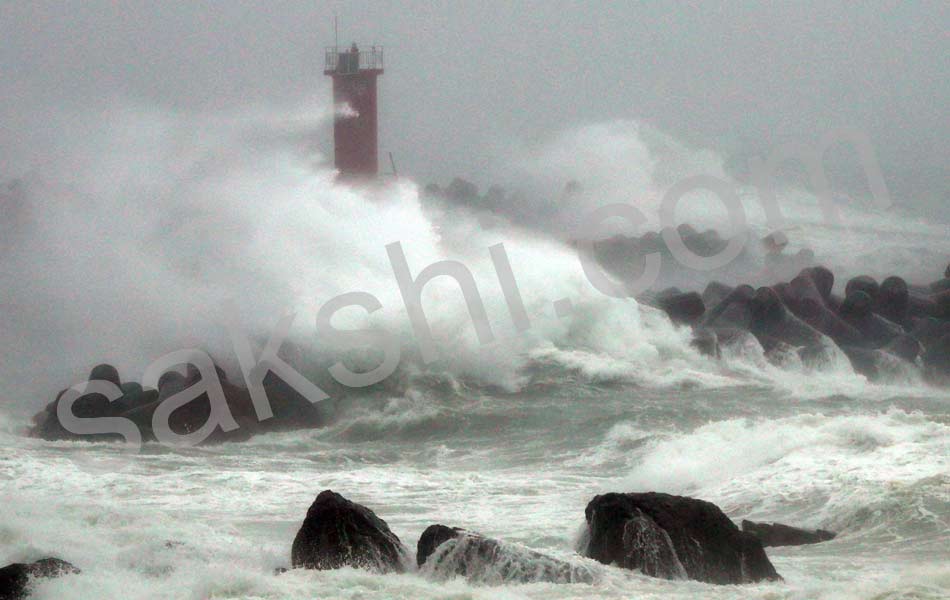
left=324, top=46, right=384, bottom=74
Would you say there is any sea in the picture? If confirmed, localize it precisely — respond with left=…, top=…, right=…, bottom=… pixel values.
left=1, top=119, right=948, bottom=599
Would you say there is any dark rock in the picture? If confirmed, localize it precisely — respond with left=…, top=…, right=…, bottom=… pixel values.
left=658, top=292, right=705, bottom=325
left=910, top=318, right=950, bottom=349
left=784, top=269, right=823, bottom=310
left=765, top=338, right=809, bottom=367
left=930, top=278, right=950, bottom=295
left=134, top=365, right=284, bottom=444
left=683, top=229, right=728, bottom=258
left=89, top=363, right=121, bottom=387
left=884, top=334, right=923, bottom=363
left=750, top=287, right=825, bottom=348
left=32, top=357, right=330, bottom=444
left=840, top=346, right=913, bottom=381
left=772, top=281, right=791, bottom=303
left=260, top=372, right=328, bottom=430
left=118, top=399, right=160, bottom=441
left=121, top=367, right=259, bottom=444
left=876, top=276, right=910, bottom=325
left=0, top=558, right=79, bottom=600
left=786, top=272, right=863, bottom=346
left=703, top=285, right=754, bottom=329
left=701, top=281, right=734, bottom=311
left=839, top=290, right=872, bottom=319
left=845, top=275, right=879, bottom=300
left=417, top=525, right=595, bottom=584
left=66, top=364, right=126, bottom=420
left=616, top=507, right=685, bottom=579
left=907, top=291, right=939, bottom=320
left=934, top=291, right=950, bottom=320
left=922, top=333, right=950, bottom=384
left=840, top=346, right=880, bottom=378
left=676, top=223, right=698, bottom=239
left=690, top=328, right=721, bottom=359
left=839, top=291, right=904, bottom=348
left=583, top=492, right=780, bottom=584
left=67, top=390, right=116, bottom=420
left=639, top=231, right=662, bottom=254
left=113, top=382, right=155, bottom=414
left=291, top=490, right=407, bottom=573
left=801, top=298, right=864, bottom=346
left=417, top=525, right=464, bottom=567
left=826, top=292, right=844, bottom=313
left=713, top=327, right=757, bottom=349
left=29, top=365, right=134, bottom=441
left=741, top=521, right=836, bottom=547
left=806, top=266, right=835, bottom=301
left=157, top=370, right=186, bottom=393
left=29, top=390, right=70, bottom=441
left=798, top=343, right=833, bottom=368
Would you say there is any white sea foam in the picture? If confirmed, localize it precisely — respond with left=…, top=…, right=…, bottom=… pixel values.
left=2, top=113, right=949, bottom=599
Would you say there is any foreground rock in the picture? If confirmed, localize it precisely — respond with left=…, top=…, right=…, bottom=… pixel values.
left=0, top=558, right=79, bottom=600
left=741, top=520, right=836, bottom=547
left=583, top=492, right=780, bottom=584
left=291, top=490, right=408, bottom=573
left=416, top=524, right=595, bottom=584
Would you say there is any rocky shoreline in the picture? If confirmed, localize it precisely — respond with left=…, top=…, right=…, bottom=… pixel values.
left=3, top=489, right=840, bottom=597
left=23, top=232, right=950, bottom=445
left=624, top=232, right=950, bottom=385
left=653, top=262, right=950, bottom=385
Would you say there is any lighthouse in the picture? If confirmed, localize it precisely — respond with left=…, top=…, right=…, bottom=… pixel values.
left=324, top=43, right=384, bottom=179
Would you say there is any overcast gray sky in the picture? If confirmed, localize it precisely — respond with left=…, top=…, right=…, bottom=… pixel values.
left=2, top=1, right=947, bottom=203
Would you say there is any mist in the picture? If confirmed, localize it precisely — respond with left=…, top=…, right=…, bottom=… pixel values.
left=2, top=2, right=949, bottom=415
left=3, top=2, right=947, bottom=195
left=3, top=6, right=950, bottom=600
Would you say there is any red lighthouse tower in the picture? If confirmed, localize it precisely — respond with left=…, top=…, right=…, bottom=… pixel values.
left=324, top=43, right=384, bottom=179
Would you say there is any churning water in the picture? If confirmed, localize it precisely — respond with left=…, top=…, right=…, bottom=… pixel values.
left=1, top=117, right=948, bottom=599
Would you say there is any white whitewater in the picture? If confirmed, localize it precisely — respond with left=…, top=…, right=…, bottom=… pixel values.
left=1, top=116, right=948, bottom=599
